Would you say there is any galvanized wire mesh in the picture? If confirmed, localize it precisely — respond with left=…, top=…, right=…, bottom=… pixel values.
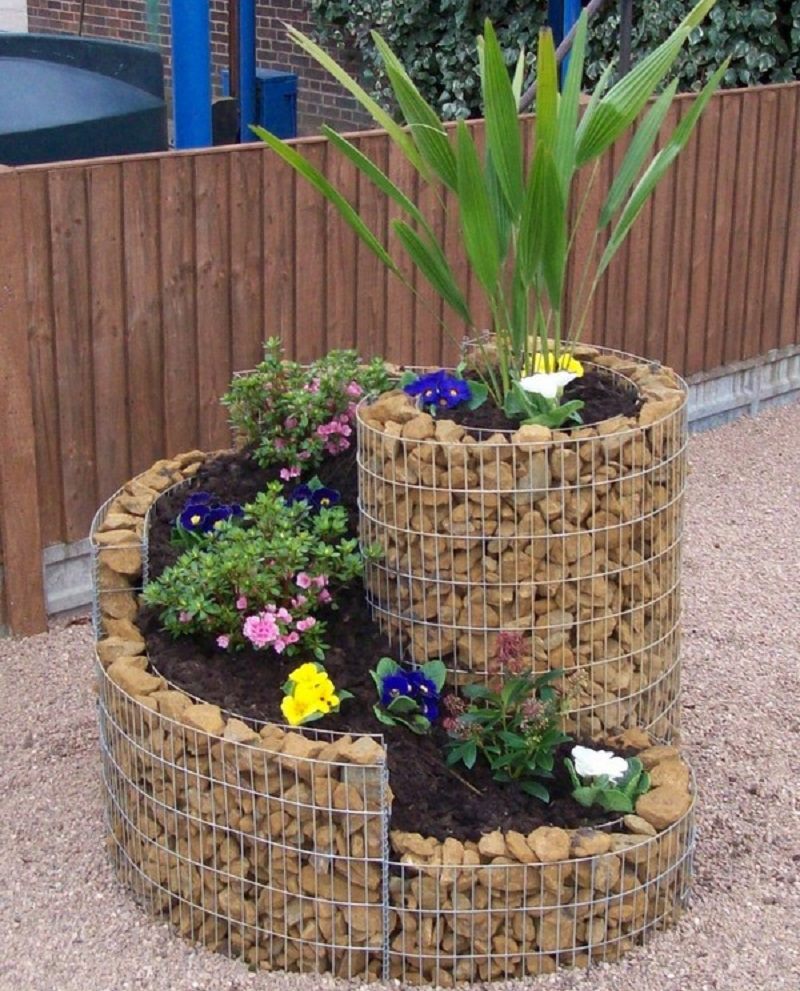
left=357, top=348, right=688, bottom=740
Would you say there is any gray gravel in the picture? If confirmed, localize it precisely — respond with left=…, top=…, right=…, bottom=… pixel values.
left=2, top=402, right=800, bottom=991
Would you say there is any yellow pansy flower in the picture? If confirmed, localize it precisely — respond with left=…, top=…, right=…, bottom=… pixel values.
left=294, top=681, right=333, bottom=714
left=532, top=352, right=584, bottom=376
left=288, top=662, right=322, bottom=684
left=281, top=693, right=314, bottom=726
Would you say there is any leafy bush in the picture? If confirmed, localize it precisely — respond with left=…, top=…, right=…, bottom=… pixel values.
left=222, top=338, right=390, bottom=472
left=310, top=0, right=800, bottom=120
left=142, top=483, right=368, bottom=657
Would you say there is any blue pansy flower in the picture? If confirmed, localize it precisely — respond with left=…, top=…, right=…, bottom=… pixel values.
left=288, top=484, right=313, bottom=505
left=380, top=673, right=414, bottom=706
left=418, top=698, right=439, bottom=722
left=404, top=370, right=472, bottom=410
left=185, top=490, right=212, bottom=507
left=179, top=503, right=211, bottom=533
left=408, top=671, right=439, bottom=700
left=312, top=487, right=341, bottom=510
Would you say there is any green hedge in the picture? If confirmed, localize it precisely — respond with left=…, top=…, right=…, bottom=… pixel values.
left=309, top=0, right=800, bottom=120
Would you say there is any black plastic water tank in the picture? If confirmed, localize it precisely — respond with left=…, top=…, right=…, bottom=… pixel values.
left=0, top=34, right=168, bottom=166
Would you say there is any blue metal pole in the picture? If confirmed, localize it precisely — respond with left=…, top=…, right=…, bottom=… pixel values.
left=238, top=0, right=257, bottom=140
left=560, top=0, right=582, bottom=81
left=170, top=0, right=212, bottom=149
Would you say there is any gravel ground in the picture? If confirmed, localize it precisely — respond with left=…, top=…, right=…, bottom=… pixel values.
left=1, top=402, right=799, bottom=991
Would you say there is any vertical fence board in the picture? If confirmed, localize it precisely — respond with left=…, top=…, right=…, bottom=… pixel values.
left=603, top=135, right=632, bottom=354
left=19, top=170, right=64, bottom=547
left=385, top=142, right=416, bottom=365
left=414, top=179, right=447, bottom=367
left=325, top=140, right=358, bottom=353
left=777, top=88, right=800, bottom=350
left=123, top=159, right=164, bottom=473
left=263, top=152, right=296, bottom=353
left=355, top=134, right=389, bottom=362
left=194, top=153, right=233, bottom=447
left=160, top=156, right=199, bottom=456
left=88, top=164, right=130, bottom=500
left=294, top=143, right=328, bottom=363
left=48, top=168, right=97, bottom=542
left=743, top=89, right=779, bottom=361
left=683, top=99, right=721, bottom=376
left=723, top=91, right=759, bottom=366
left=229, top=148, right=265, bottom=373
left=0, top=171, right=47, bottom=632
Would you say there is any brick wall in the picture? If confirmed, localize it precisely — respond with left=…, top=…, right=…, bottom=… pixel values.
left=26, top=0, right=371, bottom=135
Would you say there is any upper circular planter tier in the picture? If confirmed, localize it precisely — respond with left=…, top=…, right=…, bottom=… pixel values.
left=357, top=347, right=687, bottom=740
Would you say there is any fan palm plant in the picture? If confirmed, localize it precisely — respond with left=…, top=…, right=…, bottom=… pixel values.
left=254, top=0, right=727, bottom=415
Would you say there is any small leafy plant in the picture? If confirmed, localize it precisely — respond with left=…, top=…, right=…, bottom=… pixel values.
left=281, top=662, right=352, bottom=726
left=565, top=745, right=651, bottom=814
left=222, top=338, right=389, bottom=472
left=443, top=669, right=570, bottom=801
left=371, top=657, right=446, bottom=734
left=143, top=482, right=374, bottom=657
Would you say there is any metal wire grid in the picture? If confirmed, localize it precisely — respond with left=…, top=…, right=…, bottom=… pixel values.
left=357, top=358, right=687, bottom=739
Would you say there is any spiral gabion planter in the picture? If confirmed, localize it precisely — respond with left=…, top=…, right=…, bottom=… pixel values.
left=358, top=346, right=687, bottom=741
left=92, top=451, right=696, bottom=984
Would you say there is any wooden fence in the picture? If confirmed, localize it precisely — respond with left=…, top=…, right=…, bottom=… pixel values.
left=1, top=82, right=798, bottom=634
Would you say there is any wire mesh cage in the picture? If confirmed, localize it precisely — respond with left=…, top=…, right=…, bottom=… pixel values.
left=357, top=347, right=688, bottom=741
left=91, top=451, right=696, bottom=985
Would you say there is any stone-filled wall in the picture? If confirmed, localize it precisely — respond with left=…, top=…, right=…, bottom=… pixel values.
left=26, top=0, right=371, bottom=135
left=92, top=451, right=695, bottom=984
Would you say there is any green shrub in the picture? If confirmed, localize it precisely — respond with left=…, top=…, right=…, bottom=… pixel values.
left=310, top=0, right=800, bottom=120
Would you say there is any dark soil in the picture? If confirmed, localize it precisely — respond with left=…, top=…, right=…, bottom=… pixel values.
left=140, top=368, right=641, bottom=842
left=445, top=366, right=641, bottom=434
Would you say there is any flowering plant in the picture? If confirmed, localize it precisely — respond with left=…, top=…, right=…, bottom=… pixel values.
left=371, top=657, right=446, bottom=734
left=172, top=491, right=243, bottom=548
left=565, top=746, right=651, bottom=814
left=400, top=367, right=485, bottom=414
left=222, top=338, right=389, bottom=471
left=443, top=668, right=569, bottom=801
left=280, top=661, right=352, bottom=726
left=254, top=1, right=726, bottom=415
left=143, top=482, right=376, bottom=657
left=286, top=476, right=341, bottom=512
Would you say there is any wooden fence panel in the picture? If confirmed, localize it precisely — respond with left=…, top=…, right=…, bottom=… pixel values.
left=1, top=84, right=799, bottom=634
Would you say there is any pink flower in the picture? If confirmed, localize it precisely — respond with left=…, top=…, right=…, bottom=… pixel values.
left=243, top=612, right=280, bottom=649
left=291, top=594, right=308, bottom=608
left=216, top=635, right=230, bottom=649
left=297, top=450, right=311, bottom=461
left=305, top=377, right=320, bottom=393
left=280, top=466, right=300, bottom=481
left=274, top=437, right=285, bottom=450
left=295, top=617, right=316, bottom=633
left=285, top=632, right=300, bottom=645
left=273, top=637, right=287, bottom=654
left=296, top=572, right=312, bottom=589
left=319, top=589, right=332, bottom=605
left=284, top=416, right=298, bottom=429
left=178, top=611, right=191, bottom=623
left=276, top=607, right=292, bottom=623
left=346, top=381, right=362, bottom=397
left=312, top=575, right=328, bottom=589
left=236, top=596, right=248, bottom=610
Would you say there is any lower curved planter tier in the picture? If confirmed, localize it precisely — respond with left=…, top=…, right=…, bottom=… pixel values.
left=357, top=347, right=687, bottom=741
left=91, top=453, right=695, bottom=985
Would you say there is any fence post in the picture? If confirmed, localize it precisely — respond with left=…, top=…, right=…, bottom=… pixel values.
left=0, top=171, right=47, bottom=635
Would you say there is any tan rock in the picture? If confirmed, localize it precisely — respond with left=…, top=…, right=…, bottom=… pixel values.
left=623, top=814, right=658, bottom=837
left=571, top=828, right=612, bottom=857
left=102, top=618, right=145, bottom=644
left=222, top=718, right=260, bottom=745
left=537, top=909, right=576, bottom=951
left=402, top=413, right=435, bottom=441
left=96, top=636, right=145, bottom=666
left=637, top=744, right=680, bottom=769
left=648, top=757, right=690, bottom=791
left=97, top=512, right=142, bottom=533
left=504, top=831, right=537, bottom=864
left=344, top=736, right=386, bottom=765
left=391, top=831, right=439, bottom=860
left=116, top=494, right=157, bottom=516
left=100, top=590, right=138, bottom=622
left=478, top=830, right=507, bottom=859
left=150, top=689, right=192, bottom=721
left=528, top=827, right=570, bottom=863
left=635, top=784, right=692, bottom=830
left=513, top=423, right=552, bottom=444
left=434, top=418, right=466, bottom=444
left=181, top=703, right=225, bottom=737
left=93, top=529, right=141, bottom=547
left=107, top=660, right=165, bottom=697
left=98, top=545, right=142, bottom=576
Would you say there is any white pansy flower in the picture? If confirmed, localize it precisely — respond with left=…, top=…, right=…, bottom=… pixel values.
left=518, top=371, right=577, bottom=399
left=571, top=745, right=629, bottom=784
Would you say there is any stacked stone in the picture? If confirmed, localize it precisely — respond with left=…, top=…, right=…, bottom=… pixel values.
left=357, top=348, right=687, bottom=741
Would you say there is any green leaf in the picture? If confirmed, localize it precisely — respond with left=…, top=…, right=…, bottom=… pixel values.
left=321, top=125, right=434, bottom=237
left=252, top=126, right=398, bottom=274
left=598, top=79, right=679, bottom=228
left=572, top=785, right=599, bottom=807
left=455, top=121, right=501, bottom=296
left=373, top=704, right=396, bottom=727
left=597, top=61, right=728, bottom=276
left=575, top=0, right=719, bottom=167
left=511, top=47, right=527, bottom=106
left=372, top=31, right=458, bottom=190
left=285, top=26, right=422, bottom=173
left=598, top=789, right=635, bottom=813
left=535, top=27, right=559, bottom=154
left=467, top=380, right=489, bottom=410
left=392, top=219, right=472, bottom=324
left=564, top=757, right=581, bottom=790
left=421, top=659, right=447, bottom=693
left=481, top=19, right=524, bottom=215
left=386, top=696, right=417, bottom=714
left=520, top=779, right=550, bottom=802
left=517, top=143, right=566, bottom=308
left=375, top=657, right=399, bottom=680
left=553, top=12, right=588, bottom=190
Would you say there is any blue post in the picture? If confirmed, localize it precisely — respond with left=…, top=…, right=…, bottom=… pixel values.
left=560, top=0, right=582, bottom=82
left=238, top=0, right=257, bottom=140
left=170, top=0, right=212, bottom=149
